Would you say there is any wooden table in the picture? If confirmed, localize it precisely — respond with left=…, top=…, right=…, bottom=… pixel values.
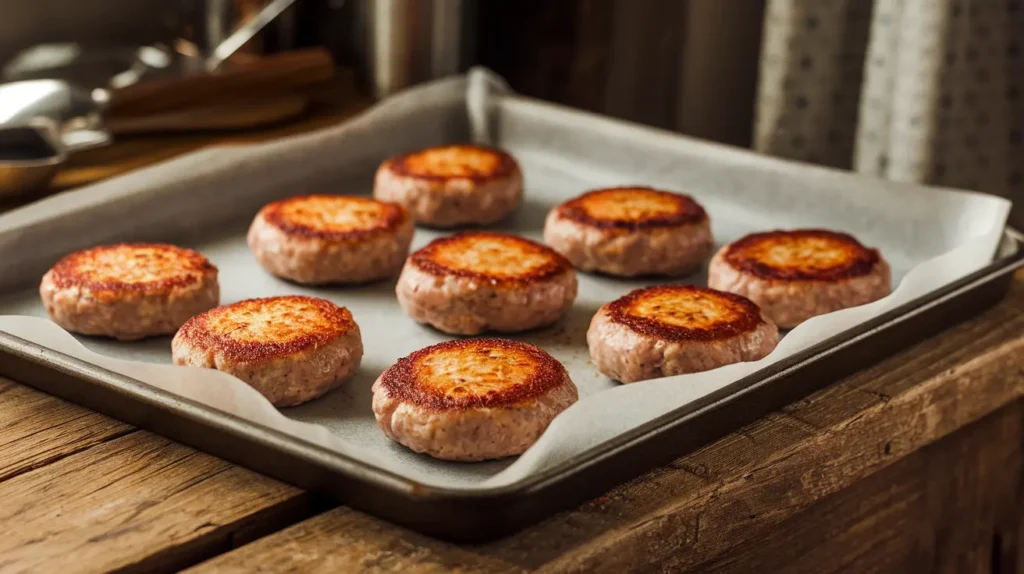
left=0, top=99, right=1022, bottom=574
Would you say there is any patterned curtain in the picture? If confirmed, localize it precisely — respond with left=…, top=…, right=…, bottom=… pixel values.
left=755, top=0, right=1023, bottom=224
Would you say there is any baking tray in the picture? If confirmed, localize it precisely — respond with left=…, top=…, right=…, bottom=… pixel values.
left=0, top=70, right=1020, bottom=541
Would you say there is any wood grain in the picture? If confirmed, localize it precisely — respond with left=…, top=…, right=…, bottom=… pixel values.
left=191, top=272, right=1024, bottom=573
left=182, top=507, right=520, bottom=574
left=107, top=48, right=335, bottom=117
left=603, top=0, right=690, bottom=128
left=0, top=429, right=313, bottom=573
left=105, top=95, right=310, bottom=135
left=477, top=1, right=765, bottom=146
left=0, top=377, right=132, bottom=482
left=695, top=400, right=1024, bottom=574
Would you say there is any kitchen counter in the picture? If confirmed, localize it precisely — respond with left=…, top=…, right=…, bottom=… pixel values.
left=0, top=93, right=1021, bottom=574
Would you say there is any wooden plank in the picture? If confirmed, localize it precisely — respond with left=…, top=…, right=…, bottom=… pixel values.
left=477, top=1, right=764, bottom=142
left=695, top=400, right=1024, bottom=573
left=674, top=1, right=766, bottom=145
left=0, top=377, right=133, bottom=482
left=0, top=431, right=314, bottom=573
left=182, top=507, right=522, bottom=574
left=603, top=0, right=690, bottom=128
left=476, top=0, right=613, bottom=116
left=191, top=273, right=1024, bottom=573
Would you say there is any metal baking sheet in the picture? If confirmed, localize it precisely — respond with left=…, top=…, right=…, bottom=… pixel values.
left=0, top=69, right=1018, bottom=539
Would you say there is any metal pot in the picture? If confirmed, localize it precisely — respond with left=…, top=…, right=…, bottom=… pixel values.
left=352, top=0, right=475, bottom=98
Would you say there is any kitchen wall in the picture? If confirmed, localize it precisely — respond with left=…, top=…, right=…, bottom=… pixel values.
left=478, top=0, right=767, bottom=147
left=0, top=0, right=766, bottom=149
left=0, top=0, right=195, bottom=62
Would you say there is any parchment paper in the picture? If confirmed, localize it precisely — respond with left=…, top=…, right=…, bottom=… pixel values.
left=0, top=69, right=1011, bottom=490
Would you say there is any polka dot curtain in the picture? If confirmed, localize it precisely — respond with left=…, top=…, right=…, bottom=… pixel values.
left=755, top=0, right=1023, bottom=224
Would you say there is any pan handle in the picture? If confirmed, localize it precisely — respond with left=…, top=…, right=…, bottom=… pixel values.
left=206, top=0, right=302, bottom=71
left=60, top=115, right=112, bottom=155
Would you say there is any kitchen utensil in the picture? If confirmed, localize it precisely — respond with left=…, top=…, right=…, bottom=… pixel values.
left=0, top=91, right=312, bottom=198
left=2, top=44, right=174, bottom=92
left=0, top=125, right=73, bottom=198
left=1, top=0, right=314, bottom=110
left=0, top=47, right=333, bottom=198
left=0, top=80, right=110, bottom=198
left=205, top=0, right=299, bottom=71
left=355, top=0, right=475, bottom=98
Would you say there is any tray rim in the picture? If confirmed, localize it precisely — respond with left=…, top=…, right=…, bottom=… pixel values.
left=0, top=70, right=1018, bottom=539
left=1, top=227, right=1021, bottom=502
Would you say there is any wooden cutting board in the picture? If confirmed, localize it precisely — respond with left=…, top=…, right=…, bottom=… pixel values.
left=104, top=94, right=310, bottom=135
left=47, top=67, right=367, bottom=193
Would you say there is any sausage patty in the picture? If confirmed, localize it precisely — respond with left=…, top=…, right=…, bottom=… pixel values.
left=171, top=295, right=362, bottom=407
left=395, top=232, right=577, bottom=335
left=707, top=229, right=891, bottom=328
left=372, top=338, right=578, bottom=461
left=544, top=186, right=713, bottom=277
left=39, top=243, right=219, bottom=341
left=247, top=194, right=413, bottom=285
left=373, top=144, right=523, bottom=228
left=588, top=285, right=778, bottom=383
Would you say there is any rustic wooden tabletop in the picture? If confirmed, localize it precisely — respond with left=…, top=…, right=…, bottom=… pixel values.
left=0, top=91, right=1021, bottom=574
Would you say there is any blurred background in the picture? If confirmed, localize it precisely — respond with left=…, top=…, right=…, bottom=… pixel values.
left=0, top=0, right=1019, bottom=225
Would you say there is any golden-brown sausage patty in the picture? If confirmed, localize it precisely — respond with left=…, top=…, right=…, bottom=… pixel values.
left=557, top=186, right=706, bottom=229
left=708, top=229, right=892, bottom=328
left=247, top=194, right=413, bottom=285
left=544, top=186, right=713, bottom=277
left=410, top=231, right=571, bottom=285
left=372, top=338, right=578, bottom=460
left=395, top=232, right=578, bottom=334
left=390, top=144, right=518, bottom=181
left=588, top=285, right=778, bottom=383
left=172, top=295, right=362, bottom=407
left=721, top=229, right=881, bottom=281
left=39, top=243, right=219, bottom=340
left=373, top=145, right=523, bottom=228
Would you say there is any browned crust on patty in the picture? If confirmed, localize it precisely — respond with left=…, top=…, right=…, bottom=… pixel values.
left=379, top=338, right=568, bottom=411
left=555, top=187, right=707, bottom=230
left=386, top=144, right=517, bottom=182
left=723, top=229, right=882, bottom=281
left=606, top=285, right=767, bottom=342
left=409, top=232, right=572, bottom=286
left=259, top=195, right=408, bottom=242
left=175, top=296, right=356, bottom=363
left=48, top=243, right=216, bottom=300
